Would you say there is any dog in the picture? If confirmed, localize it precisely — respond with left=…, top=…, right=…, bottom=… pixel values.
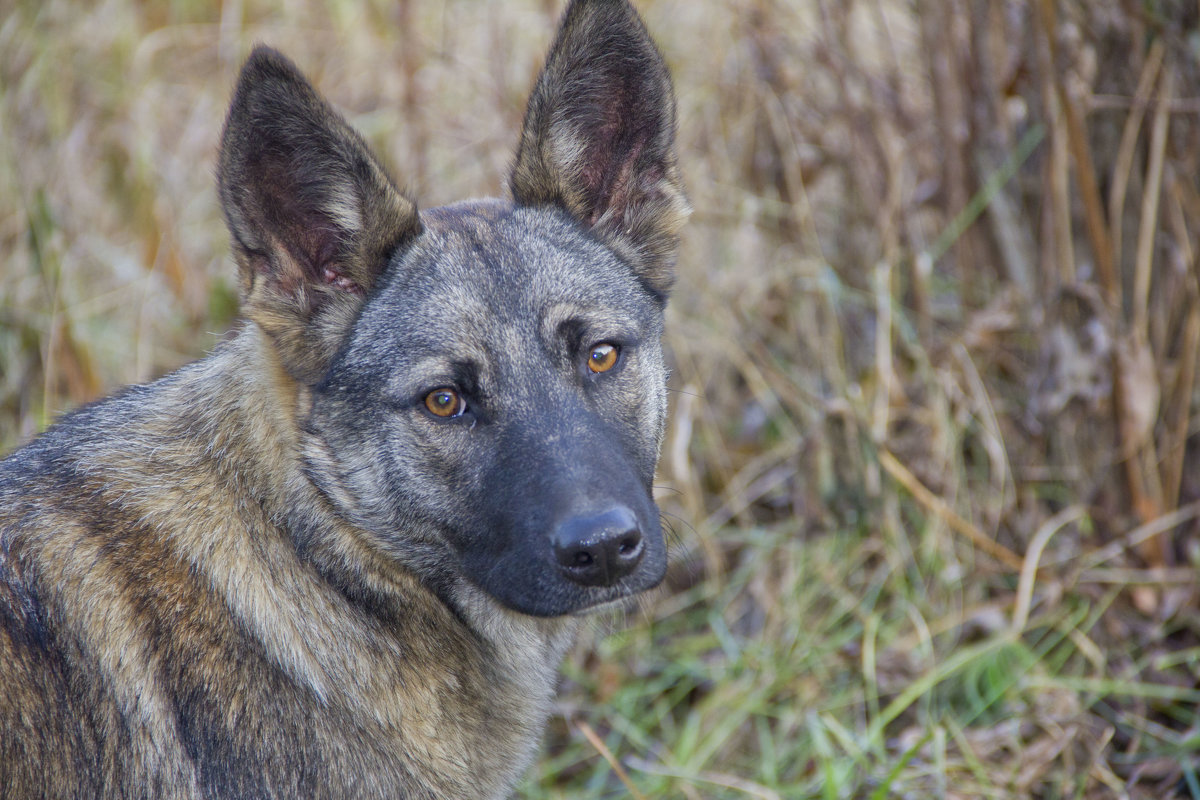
left=0, top=0, right=688, bottom=796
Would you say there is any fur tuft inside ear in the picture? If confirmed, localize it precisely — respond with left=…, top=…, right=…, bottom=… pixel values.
left=510, top=0, right=689, bottom=302
left=218, top=46, right=422, bottom=383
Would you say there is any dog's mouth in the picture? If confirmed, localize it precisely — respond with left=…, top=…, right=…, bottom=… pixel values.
left=461, top=523, right=668, bottom=619
left=519, top=568, right=665, bottom=618
left=568, top=593, right=646, bottom=617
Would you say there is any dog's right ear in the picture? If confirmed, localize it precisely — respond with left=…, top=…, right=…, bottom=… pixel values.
left=218, top=46, right=421, bottom=384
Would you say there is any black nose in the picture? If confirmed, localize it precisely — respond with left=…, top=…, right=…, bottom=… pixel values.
left=552, top=506, right=645, bottom=587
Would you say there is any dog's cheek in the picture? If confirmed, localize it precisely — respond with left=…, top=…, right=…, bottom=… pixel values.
left=302, top=416, right=390, bottom=527
left=599, top=362, right=668, bottom=487
left=381, top=422, right=491, bottom=533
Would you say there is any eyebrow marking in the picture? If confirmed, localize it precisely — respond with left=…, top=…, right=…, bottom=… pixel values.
left=540, top=302, right=638, bottom=346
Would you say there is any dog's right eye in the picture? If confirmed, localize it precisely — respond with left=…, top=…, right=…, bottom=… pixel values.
left=424, top=388, right=465, bottom=418
left=586, top=343, right=620, bottom=374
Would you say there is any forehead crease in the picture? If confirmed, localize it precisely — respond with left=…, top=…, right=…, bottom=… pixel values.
left=409, top=281, right=535, bottom=367
left=540, top=301, right=638, bottom=340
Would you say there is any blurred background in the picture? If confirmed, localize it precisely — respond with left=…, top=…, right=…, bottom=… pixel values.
left=2, top=0, right=1200, bottom=796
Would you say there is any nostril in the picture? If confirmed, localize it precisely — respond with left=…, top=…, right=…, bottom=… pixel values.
left=616, top=532, right=642, bottom=559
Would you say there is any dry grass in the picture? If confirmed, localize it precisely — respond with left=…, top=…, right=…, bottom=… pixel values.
left=3, top=0, right=1200, bottom=797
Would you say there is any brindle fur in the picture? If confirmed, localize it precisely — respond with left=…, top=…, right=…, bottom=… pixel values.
left=0, top=0, right=687, bottom=797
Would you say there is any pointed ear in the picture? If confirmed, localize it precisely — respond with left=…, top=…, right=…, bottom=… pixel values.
left=218, top=46, right=421, bottom=384
left=510, top=0, right=689, bottom=302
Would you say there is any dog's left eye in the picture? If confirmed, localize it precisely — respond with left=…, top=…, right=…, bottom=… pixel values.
left=424, top=388, right=465, bottom=418
left=587, top=343, right=620, bottom=374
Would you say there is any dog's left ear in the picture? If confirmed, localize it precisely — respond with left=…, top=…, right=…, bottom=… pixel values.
left=510, top=0, right=689, bottom=302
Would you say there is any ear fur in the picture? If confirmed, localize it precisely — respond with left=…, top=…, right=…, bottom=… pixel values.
left=218, top=46, right=421, bottom=384
left=510, top=0, right=689, bottom=301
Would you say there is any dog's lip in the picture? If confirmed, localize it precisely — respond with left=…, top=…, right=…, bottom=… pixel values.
left=567, top=572, right=665, bottom=616
left=568, top=594, right=640, bottom=616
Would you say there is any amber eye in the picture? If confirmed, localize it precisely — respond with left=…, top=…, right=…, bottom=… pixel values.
left=587, top=343, right=619, bottom=374
left=424, top=388, right=464, bottom=418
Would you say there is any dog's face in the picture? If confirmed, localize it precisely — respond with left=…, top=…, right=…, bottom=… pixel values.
left=216, top=0, right=689, bottom=617
left=308, top=202, right=669, bottom=616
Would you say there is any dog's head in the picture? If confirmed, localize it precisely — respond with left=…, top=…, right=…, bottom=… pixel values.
left=216, top=0, right=687, bottom=617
